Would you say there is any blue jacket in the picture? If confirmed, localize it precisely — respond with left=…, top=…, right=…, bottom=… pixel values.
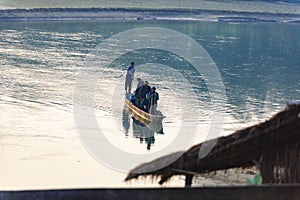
left=140, top=99, right=149, bottom=112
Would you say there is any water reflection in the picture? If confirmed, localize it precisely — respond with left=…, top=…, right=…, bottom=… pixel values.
left=122, top=108, right=130, bottom=135
left=122, top=107, right=164, bottom=150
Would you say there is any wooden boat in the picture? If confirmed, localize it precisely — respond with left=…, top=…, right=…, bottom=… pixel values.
left=124, top=97, right=165, bottom=127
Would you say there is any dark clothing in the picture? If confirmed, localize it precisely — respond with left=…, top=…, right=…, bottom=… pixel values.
left=135, top=86, right=143, bottom=107
left=150, top=91, right=159, bottom=105
left=135, top=86, right=143, bottom=98
left=129, top=94, right=136, bottom=106
left=140, top=85, right=151, bottom=99
left=136, top=81, right=144, bottom=89
left=140, top=98, right=149, bottom=113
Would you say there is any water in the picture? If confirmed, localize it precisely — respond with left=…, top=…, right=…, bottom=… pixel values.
left=0, top=20, right=299, bottom=189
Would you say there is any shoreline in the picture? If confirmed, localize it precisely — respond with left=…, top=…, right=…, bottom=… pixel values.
left=0, top=8, right=300, bottom=23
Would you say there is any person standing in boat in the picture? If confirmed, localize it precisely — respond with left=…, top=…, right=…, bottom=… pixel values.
left=149, top=87, right=159, bottom=114
left=134, top=78, right=144, bottom=107
left=125, top=62, right=135, bottom=94
left=140, top=81, right=151, bottom=100
left=136, top=78, right=144, bottom=89
left=140, top=95, right=150, bottom=113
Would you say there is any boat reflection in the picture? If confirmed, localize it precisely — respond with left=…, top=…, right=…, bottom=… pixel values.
left=122, top=108, right=164, bottom=150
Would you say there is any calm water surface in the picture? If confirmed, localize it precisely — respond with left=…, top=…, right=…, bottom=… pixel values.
left=0, top=20, right=299, bottom=188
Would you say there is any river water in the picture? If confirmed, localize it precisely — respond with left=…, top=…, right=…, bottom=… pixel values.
left=0, top=20, right=299, bottom=189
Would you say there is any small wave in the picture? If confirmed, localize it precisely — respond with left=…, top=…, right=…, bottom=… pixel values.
left=218, top=17, right=277, bottom=23
left=0, top=95, right=71, bottom=111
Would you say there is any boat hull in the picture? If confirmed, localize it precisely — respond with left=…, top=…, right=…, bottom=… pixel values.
left=124, top=98, right=165, bottom=131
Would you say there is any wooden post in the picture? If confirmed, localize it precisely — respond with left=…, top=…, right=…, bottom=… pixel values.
left=185, top=174, right=193, bottom=187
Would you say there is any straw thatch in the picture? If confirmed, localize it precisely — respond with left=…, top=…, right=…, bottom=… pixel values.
left=125, top=103, right=300, bottom=185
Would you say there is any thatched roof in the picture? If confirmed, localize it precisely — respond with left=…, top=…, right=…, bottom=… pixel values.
left=126, top=103, right=300, bottom=184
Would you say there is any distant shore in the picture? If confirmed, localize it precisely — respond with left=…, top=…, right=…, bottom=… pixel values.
left=0, top=7, right=300, bottom=23
left=1, top=0, right=300, bottom=14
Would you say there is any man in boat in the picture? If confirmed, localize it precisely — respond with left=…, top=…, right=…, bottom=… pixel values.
left=129, top=93, right=137, bottom=106
left=140, top=94, right=150, bottom=113
left=136, top=78, right=144, bottom=89
left=149, top=87, right=159, bottom=114
left=125, top=62, right=135, bottom=94
left=134, top=78, right=144, bottom=107
left=140, top=81, right=151, bottom=100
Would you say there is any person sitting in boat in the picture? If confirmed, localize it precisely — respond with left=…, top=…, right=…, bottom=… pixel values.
left=148, top=87, right=159, bottom=114
left=140, top=81, right=151, bottom=100
left=129, top=94, right=137, bottom=106
left=140, top=94, right=150, bottom=113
